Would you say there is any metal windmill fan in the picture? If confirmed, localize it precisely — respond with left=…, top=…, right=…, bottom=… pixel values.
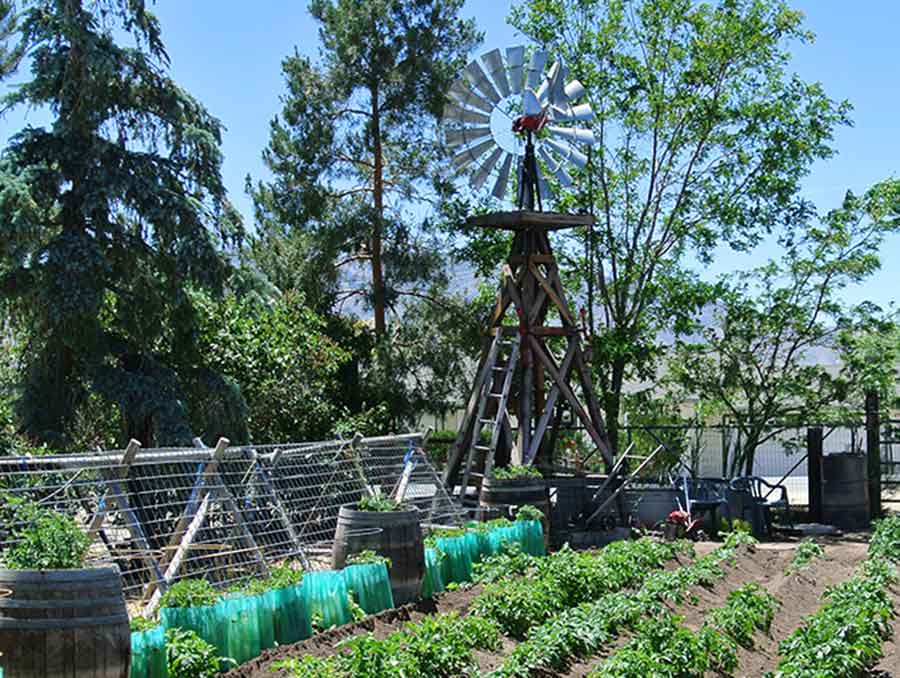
left=444, top=46, right=595, bottom=210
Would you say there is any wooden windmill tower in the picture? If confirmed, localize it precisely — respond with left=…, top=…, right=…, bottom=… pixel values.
left=440, top=46, right=657, bottom=505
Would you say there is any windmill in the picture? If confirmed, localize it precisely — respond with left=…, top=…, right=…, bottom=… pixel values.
left=442, top=47, right=660, bottom=531
left=443, top=46, right=595, bottom=210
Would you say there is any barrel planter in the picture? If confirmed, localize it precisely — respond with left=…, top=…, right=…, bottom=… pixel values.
left=480, top=475, right=550, bottom=545
left=0, top=567, right=130, bottom=678
left=332, top=505, right=425, bottom=606
left=822, top=453, right=870, bottom=530
left=626, top=487, right=681, bottom=529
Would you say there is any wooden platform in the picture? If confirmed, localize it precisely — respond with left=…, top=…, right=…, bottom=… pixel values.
left=466, top=210, right=594, bottom=231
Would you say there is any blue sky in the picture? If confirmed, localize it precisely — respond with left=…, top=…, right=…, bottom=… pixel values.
left=1, top=1, right=897, bottom=307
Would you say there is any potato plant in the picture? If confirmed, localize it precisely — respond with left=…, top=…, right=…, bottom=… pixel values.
left=770, top=559, right=896, bottom=677
left=494, top=534, right=758, bottom=677
left=274, top=612, right=500, bottom=677
left=472, top=538, right=685, bottom=637
left=592, top=576, right=778, bottom=677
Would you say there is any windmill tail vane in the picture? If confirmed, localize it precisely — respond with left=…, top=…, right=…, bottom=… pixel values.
left=444, top=45, right=596, bottom=210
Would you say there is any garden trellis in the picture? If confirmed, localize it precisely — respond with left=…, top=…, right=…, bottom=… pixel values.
left=0, top=432, right=463, bottom=615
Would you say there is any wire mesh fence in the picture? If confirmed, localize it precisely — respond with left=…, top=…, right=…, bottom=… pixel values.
left=0, top=432, right=464, bottom=613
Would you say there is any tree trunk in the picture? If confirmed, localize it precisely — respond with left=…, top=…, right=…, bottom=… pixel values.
left=604, top=356, right=626, bottom=457
left=370, top=84, right=386, bottom=336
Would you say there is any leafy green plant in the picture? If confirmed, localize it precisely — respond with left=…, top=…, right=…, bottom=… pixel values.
left=787, top=540, right=825, bottom=574
left=472, top=542, right=539, bottom=584
left=593, top=613, right=737, bottom=677
left=514, top=504, right=545, bottom=522
left=869, top=516, right=900, bottom=562
left=705, top=583, right=778, bottom=648
left=165, top=627, right=232, bottom=678
left=356, top=493, right=401, bottom=512
left=129, top=616, right=160, bottom=632
left=241, top=562, right=305, bottom=594
left=159, top=579, right=220, bottom=609
left=771, top=560, right=895, bottom=677
left=1, top=499, right=89, bottom=569
left=346, top=549, right=391, bottom=568
left=491, top=465, right=543, bottom=481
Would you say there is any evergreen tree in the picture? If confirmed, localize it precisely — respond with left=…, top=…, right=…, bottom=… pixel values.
left=249, top=0, right=480, bottom=334
left=0, top=0, right=243, bottom=447
left=0, top=0, right=23, bottom=80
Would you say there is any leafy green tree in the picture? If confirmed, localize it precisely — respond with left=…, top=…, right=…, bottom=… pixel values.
left=0, top=0, right=242, bottom=448
left=669, top=180, right=900, bottom=474
left=190, top=291, right=352, bottom=444
left=248, top=0, right=480, bottom=335
left=503, top=0, right=851, bottom=453
left=835, top=306, right=900, bottom=415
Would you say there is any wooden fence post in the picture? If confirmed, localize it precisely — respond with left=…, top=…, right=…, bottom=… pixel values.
left=807, top=426, right=823, bottom=523
left=867, top=391, right=882, bottom=519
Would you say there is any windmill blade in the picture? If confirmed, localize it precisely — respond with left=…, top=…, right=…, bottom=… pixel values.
left=444, top=103, right=491, bottom=126
left=535, top=162, right=553, bottom=202
left=491, top=152, right=513, bottom=199
left=482, top=48, right=510, bottom=98
left=506, top=46, right=525, bottom=94
left=449, top=78, right=494, bottom=115
left=564, top=80, right=585, bottom=101
left=464, top=60, right=501, bottom=105
left=451, top=137, right=496, bottom=169
left=526, top=50, right=548, bottom=89
left=551, top=102, right=594, bottom=122
left=535, top=59, right=560, bottom=104
left=548, top=125, right=596, bottom=146
left=545, top=137, right=589, bottom=169
left=445, top=125, right=492, bottom=149
left=470, top=146, right=504, bottom=190
left=523, top=90, right=542, bottom=116
left=538, top=146, right=573, bottom=188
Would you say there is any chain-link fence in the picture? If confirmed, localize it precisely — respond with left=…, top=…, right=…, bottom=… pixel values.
left=0, top=432, right=463, bottom=614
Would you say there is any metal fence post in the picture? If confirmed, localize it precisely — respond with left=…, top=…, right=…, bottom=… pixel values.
left=807, top=426, right=823, bottom=523
left=867, top=391, right=882, bottom=519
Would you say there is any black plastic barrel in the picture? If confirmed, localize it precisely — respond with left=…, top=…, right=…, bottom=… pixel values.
left=332, top=504, right=425, bottom=605
left=822, top=453, right=870, bottom=530
left=0, top=567, right=130, bottom=678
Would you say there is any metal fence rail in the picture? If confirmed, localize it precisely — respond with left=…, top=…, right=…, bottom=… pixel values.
left=0, top=432, right=464, bottom=615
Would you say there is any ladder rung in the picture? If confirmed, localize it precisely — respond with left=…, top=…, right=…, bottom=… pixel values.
left=479, top=418, right=494, bottom=425
left=474, top=445, right=491, bottom=452
left=492, top=366, right=507, bottom=372
left=488, top=392, right=504, bottom=398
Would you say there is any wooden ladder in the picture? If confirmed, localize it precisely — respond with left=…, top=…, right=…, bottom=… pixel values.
left=459, top=332, right=521, bottom=502
left=585, top=444, right=665, bottom=525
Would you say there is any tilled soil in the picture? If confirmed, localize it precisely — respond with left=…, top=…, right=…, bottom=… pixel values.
left=225, top=540, right=876, bottom=678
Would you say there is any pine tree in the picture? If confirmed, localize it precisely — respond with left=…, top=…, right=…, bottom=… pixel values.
left=249, top=0, right=480, bottom=334
left=0, top=0, right=243, bottom=447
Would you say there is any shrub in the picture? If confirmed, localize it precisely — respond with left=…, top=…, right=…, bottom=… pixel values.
left=1, top=499, right=89, bottom=569
left=165, top=627, right=231, bottom=678
left=159, top=579, right=220, bottom=609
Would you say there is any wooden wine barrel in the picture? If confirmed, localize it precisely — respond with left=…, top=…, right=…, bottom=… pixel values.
left=822, top=453, right=870, bottom=530
left=332, top=505, right=425, bottom=606
left=0, top=567, right=130, bottom=678
left=480, top=475, right=550, bottom=544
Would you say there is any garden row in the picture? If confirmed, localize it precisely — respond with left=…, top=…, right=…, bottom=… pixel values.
left=129, top=516, right=544, bottom=678
left=270, top=534, right=704, bottom=676
left=576, top=518, right=900, bottom=677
